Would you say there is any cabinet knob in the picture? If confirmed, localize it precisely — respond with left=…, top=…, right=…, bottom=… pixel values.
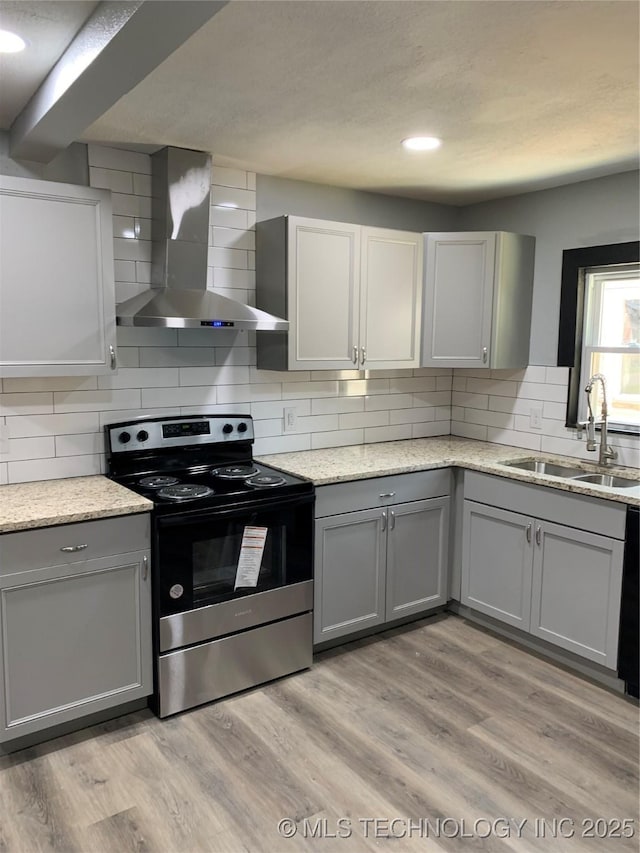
left=482, top=347, right=488, bottom=364
left=60, top=544, right=88, bottom=553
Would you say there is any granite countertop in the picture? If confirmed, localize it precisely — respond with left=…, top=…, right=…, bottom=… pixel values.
left=258, top=436, right=640, bottom=506
left=0, top=476, right=153, bottom=534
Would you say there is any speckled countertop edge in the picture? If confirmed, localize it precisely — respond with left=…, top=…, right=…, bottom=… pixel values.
left=0, top=476, right=153, bottom=534
left=258, top=436, right=640, bottom=506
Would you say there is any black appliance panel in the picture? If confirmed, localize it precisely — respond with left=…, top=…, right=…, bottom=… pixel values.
left=618, top=506, right=639, bottom=698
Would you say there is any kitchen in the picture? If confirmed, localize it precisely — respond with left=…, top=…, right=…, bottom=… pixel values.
left=0, top=1, right=639, bottom=850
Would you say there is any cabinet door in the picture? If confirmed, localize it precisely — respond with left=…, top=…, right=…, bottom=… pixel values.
left=0, top=175, right=117, bottom=377
left=0, top=550, right=151, bottom=742
left=314, top=508, right=386, bottom=644
left=287, top=217, right=360, bottom=369
left=422, top=232, right=495, bottom=368
left=461, top=500, right=533, bottom=630
left=360, top=228, right=423, bottom=369
left=386, top=497, right=449, bottom=621
left=530, top=521, right=624, bottom=668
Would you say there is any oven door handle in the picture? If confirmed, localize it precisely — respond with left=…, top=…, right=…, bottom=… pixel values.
left=155, top=492, right=315, bottom=529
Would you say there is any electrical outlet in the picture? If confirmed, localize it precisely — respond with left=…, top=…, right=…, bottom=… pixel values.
left=529, top=404, right=543, bottom=430
left=0, top=424, right=9, bottom=455
left=283, top=407, right=297, bottom=433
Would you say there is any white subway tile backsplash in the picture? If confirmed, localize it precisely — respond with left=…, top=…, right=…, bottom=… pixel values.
left=88, top=144, right=151, bottom=174
left=89, top=167, right=133, bottom=194
left=98, top=368, right=179, bottom=390
left=212, top=165, right=247, bottom=189
left=364, top=424, right=412, bottom=444
left=311, top=428, right=364, bottom=450
left=4, top=148, right=635, bottom=483
left=8, top=454, right=102, bottom=484
left=339, top=410, right=389, bottom=430
left=0, top=436, right=55, bottom=462
left=179, top=366, right=250, bottom=387
left=211, top=186, right=256, bottom=211
left=133, top=173, right=152, bottom=196
left=0, top=393, right=53, bottom=416
left=55, top=432, right=104, bottom=457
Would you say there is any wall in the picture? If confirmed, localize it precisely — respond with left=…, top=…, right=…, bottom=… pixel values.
left=452, top=171, right=639, bottom=469
left=257, top=174, right=457, bottom=231
left=0, top=145, right=452, bottom=484
left=457, top=170, right=640, bottom=365
left=1, top=146, right=637, bottom=482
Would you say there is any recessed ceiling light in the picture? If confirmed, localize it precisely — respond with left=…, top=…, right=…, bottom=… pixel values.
left=0, top=29, right=26, bottom=53
left=402, top=136, right=442, bottom=152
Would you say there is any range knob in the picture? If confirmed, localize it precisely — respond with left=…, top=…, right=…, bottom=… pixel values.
left=222, top=423, right=234, bottom=435
left=237, top=422, right=248, bottom=433
left=136, top=430, right=149, bottom=442
left=118, top=431, right=131, bottom=444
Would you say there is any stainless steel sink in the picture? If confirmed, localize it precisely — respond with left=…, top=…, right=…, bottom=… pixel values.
left=502, top=459, right=586, bottom=478
left=572, top=473, right=639, bottom=489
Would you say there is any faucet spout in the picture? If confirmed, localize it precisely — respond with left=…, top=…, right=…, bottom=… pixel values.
left=583, top=374, right=618, bottom=466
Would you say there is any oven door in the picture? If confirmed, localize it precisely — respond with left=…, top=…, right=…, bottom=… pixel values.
left=155, top=493, right=314, bottom=618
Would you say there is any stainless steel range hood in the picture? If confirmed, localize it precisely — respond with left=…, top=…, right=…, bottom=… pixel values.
left=116, top=147, right=287, bottom=331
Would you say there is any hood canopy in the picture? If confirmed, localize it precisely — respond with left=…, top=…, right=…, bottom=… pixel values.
left=116, top=146, right=287, bottom=331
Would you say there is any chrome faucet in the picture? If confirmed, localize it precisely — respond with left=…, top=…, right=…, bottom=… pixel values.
left=583, top=374, right=618, bottom=466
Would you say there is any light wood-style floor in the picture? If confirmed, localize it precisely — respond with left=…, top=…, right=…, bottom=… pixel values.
left=0, top=615, right=638, bottom=853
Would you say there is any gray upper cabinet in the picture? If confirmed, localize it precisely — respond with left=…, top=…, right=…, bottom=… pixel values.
left=0, top=174, right=117, bottom=377
left=461, top=472, right=626, bottom=669
left=421, top=231, right=535, bottom=369
left=314, top=471, right=450, bottom=645
left=256, top=216, right=423, bottom=371
left=0, top=514, right=151, bottom=743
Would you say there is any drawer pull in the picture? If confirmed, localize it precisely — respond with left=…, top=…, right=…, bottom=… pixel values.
left=360, top=346, right=366, bottom=365
left=60, top=544, right=88, bottom=553
left=381, top=512, right=387, bottom=532
left=526, top=523, right=532, bottom=543
left=143, top=555, right=149, bottom=581
left=535, top=526, right=542, bottom=546
left=379, top=492, right=396, bottom=499
left=352, top=345, right=358, bottom=364
left=109, top=345, right=117, bottom=370
left=389, top=510, right=395, bottom=530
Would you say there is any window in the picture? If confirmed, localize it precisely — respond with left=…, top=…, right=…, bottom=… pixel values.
left=558, top=241, right=640, bottom=434
left=579, top=264, right=640, bottom=432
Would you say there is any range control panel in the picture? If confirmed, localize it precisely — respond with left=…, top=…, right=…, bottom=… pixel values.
left=107, top=415, right=254, bottom=453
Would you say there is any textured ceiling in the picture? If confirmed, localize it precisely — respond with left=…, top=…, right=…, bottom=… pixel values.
left=3, top=1, right=638, bottom=204
left=0, top=0, right=99, bottom=129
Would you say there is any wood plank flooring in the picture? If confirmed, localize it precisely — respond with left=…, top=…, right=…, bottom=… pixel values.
left=0, top=614, right=637, bottom=853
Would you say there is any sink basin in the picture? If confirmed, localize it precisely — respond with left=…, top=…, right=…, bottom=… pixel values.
left=502, top=459, right=585, bottom=478
left=572, top=473, right=639, bottom=489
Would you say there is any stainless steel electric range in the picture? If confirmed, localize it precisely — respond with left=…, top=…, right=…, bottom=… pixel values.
left=105, top=414, right=314, bottom=717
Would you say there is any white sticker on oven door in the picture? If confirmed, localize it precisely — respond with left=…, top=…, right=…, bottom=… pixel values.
left=234, top=526, right=268, bottom=589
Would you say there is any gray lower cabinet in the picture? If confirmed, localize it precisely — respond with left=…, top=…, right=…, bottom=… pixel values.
left=0, top=514, right=152, bottom=743
left=461, top=475, right=625, bottom=669
left=461, top=502, right=533, bottom=631
left=314, top=471, right=450, bottom=645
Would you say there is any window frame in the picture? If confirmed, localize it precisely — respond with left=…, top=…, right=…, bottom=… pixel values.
left=557, top=241, right=639, bottom=433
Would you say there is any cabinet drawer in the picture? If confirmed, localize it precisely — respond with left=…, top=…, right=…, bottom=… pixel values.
left=464, top=471, right=625, bottom=540
left=315, top=468, right=451, bottom=517
left=0, top=513, right=150, bottom=576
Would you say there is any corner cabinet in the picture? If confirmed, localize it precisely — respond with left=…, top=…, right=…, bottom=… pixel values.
left=0, top=514, right=151, bottom=744
left=0, top=174, right=117, bottom=377
left=256, top=216, right=423, bottom=371
left=421, top=231, right=535, bottom=369
left=314, top=470, right=450, bottom=645
left=461, top=472, right=625, bottom=669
